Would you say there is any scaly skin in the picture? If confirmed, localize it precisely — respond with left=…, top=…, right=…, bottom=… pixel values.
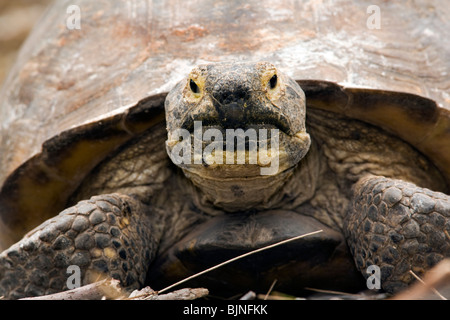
left=345, top=175, right=450, bottom=293
left=0, top=194, right=161, bottom=299
left=0, top=61, right=449, bottom=299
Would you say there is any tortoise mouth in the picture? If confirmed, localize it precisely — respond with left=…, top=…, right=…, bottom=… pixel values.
left=166, top=99, right=311, bottom=178
left=179, top=111, right=292, bottom=136
left=166, top=98, right=297, bottom=177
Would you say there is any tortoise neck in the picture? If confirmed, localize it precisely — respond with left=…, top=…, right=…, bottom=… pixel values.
left=184, top=168, right=295, bottom=213
left=186, top=143, right=320, bottom=214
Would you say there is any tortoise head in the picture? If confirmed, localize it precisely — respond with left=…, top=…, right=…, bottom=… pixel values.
left=165, top=61, right=310, bottom=211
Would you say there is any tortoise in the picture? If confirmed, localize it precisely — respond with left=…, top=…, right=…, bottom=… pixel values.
left=0, top=0, right=449, bottom=300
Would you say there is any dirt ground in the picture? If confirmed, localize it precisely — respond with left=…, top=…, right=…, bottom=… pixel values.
left=0, top=0, right=53, bottom=87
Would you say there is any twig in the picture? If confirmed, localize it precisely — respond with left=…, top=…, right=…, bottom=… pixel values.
left=239, top=291, right=256, bottom=300
left=157, top=230, right=323, bottom=294
left=391, top=260, right=450, bottom=300
left=264, top=279, right=278, bottom=300
left=444, top=230, right=450, bottom=241
left=128, top=287, right=209, bottom=300
left=126, top=286, right=157, bottom=300
left=409, top=270, right=447, bottom=300
left=304, top=287, right=356, bottom=296
left=256, top=293, right=305, bottom=300
left=20, top=278, right=125, bottom=300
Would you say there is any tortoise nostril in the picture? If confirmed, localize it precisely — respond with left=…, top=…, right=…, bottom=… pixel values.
left=214, top=80, right=250, bottom=105
left=269, top=74, right=277, bottom=89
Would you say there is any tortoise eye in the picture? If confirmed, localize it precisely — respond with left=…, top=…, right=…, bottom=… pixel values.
left=269, top=74, right=278, bottom=89
left=190, top=79, right=200, bottom=94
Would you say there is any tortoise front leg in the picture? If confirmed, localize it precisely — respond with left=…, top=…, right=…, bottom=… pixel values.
left=344, top=175, right=450, bottom=294
left=0, top=194, right=161, bottom=299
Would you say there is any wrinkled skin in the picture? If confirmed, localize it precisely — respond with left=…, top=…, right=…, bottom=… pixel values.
left=0, top=62, right=449, bottom=299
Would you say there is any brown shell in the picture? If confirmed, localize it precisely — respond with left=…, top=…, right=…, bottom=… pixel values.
left=0, top=0, right=449, bottom=248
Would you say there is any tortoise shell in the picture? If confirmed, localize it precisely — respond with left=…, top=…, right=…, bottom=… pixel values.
left=0, top=0, right=449, bottom=250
